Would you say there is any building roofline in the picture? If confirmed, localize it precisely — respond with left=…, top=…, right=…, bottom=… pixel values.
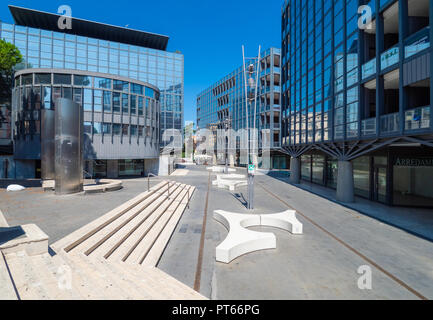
left=8, top=5, right=169, bottom=51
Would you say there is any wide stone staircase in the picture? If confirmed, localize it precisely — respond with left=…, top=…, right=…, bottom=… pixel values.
left=0, top=181, right=206, bottom=300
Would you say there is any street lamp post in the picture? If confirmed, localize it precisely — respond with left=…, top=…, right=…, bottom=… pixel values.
left=242, top=45, right=261, bottom=210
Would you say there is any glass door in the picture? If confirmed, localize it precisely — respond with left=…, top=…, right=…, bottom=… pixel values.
left=374, top=166, right=387, bottom=203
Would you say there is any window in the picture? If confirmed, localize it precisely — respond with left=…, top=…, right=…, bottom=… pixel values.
left=34, top=73, right=51, bottom=84
left=103, top=91, right=111, bottom=112
left=130, top=95, right=137, bottom=115
left=94, top=90, right=102, bottom=112
left=95, top=77, right=111, bottom=89
left=138, top=96, right=144, bottom=116
left=102, top=123, right=111, bottom=134
left=131, top=83, right=143, bottom=94
left=130, top=125, right=137, bottom=136
left=113, top=92, right=120, bottom=113
left=122, top=94, right=129, bottom=114
left=83, top=89, right=92, bottom=111
left=93, top=122, right=102, bottom=134
left=84, top=122, right=92, bottom=134
left=74, top=75, right=92, bottom=87
left=122, top=124, right=129, bottom=135
left=53, top=74, right=71, bottom=85
left=113, top=80, right=129, bottom=92
left=113, top=123, right=121, bottom=135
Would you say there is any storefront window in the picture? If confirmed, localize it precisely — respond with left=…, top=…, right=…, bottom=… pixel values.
left=393, top=157, right=433, bottom=207
left=301, top=155, right=311, bottom=181
left=326, top=158, right=338, bottom=189
left=118, top=159, right=144, bottom=176
left=353, top=156, right=370, bottom=198
left=312, top=155, right=325, bottom=185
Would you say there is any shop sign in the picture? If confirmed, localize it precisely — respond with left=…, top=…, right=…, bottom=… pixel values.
left=394, top=157, right=433, bottom=167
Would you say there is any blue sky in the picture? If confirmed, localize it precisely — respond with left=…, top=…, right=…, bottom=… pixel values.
left=0, top=0, right=282, bottom=124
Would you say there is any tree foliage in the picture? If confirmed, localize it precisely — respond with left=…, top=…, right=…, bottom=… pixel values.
left=0, top=39, right=23, bottom=101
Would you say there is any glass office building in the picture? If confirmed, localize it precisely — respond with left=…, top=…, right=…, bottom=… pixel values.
left=0, top=5, right=184, bottom=178
left=197, top=47, right=289, bottom=169
left=282, top=0, right=433, bottom=207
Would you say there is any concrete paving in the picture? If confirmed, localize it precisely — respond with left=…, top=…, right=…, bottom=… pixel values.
left=1, top=166, right=432, bottom=300
left=159, top=165, right=433, bottom=300
left=0, top=178, right=162, bottom=244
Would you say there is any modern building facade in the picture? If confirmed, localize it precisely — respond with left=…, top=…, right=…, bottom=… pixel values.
left=197, top=47, right=289, bottom=169
left=0, top=5, right=184, bottom=178
left=282, top=0, right=433, bottom=207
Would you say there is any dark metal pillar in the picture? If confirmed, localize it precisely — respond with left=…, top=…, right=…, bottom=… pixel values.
left=376, top=3, right=384, bottom=136
left=54, top=98, right=84, bottom=195
left=399, top=0, right=409, bottom=134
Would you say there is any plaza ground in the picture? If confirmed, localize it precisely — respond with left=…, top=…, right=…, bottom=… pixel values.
left=1, top=165, right=433, bottom=299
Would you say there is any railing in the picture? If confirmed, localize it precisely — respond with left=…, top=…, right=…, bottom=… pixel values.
left=405, top=106, right=430, bottom=130
left=362, top=58, right=376, bottom=79
left=380, top=112, right=399, bottom=134
left=147, top=172, right=157, bottom=191
left=381, top=46, right=399, bottom=70
left=361, top=118, right=377, bottom=136
left=405, top=27, right=430, bottom=59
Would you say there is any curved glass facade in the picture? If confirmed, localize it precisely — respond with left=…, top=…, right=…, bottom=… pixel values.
left=12, top=69, right=160, bottom=161
left=0, top=21, right=183, bottom=145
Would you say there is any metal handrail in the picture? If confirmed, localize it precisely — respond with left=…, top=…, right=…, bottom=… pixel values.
left=146, top=173, right=157, bottom=191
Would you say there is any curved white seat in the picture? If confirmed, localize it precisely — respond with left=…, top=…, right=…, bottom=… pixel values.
left=260, top=210, right=303, bottom=234
left=217, top=179, right=247, bottom=191
left=207, top=166, right=236, bottom=173
left=212, top=174, right=247, bottom=186
left=214, top=209, right=303, bottom=264
left=214, top=210, right=276, bottom=264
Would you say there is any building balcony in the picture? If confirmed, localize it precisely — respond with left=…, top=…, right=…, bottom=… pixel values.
left=380, top=112, right=399, bottom=135
left=381, top=46, right=399, bottom=70
left=361, top=117, right=377, bottom=136
left=362, top=58, right=376, bottom=80
left=405, top=106, right=430, bottom=131
left=405, top=27, right=430, bottom=59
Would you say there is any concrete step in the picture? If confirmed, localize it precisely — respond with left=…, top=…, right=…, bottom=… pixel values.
left=125, top=262, right=206, bottom=300
left=143, top=186, right=196, bottom=267
left=54, top=250, right=108, bottom=299
left=70, top=253, right=138, bottom=300
left=72, top=183, right=175, bottom=256
left=0, top=253, right=18, bottom=300
left=4, top=251, right=52, bottom=300
left=51, top=180, right=168, bottom=253
left=26, top=253, right=81, bottom=300
left=127, top=185, right=191, bottom=265
left=0, top=224, right=48, bottom=256
left=109, top=183, right=185, bottom=263
left=83, top=256, right=157, bottom=299
left=89, top=183, right=182, bottom=260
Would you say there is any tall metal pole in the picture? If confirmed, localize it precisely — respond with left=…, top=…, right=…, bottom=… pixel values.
left=242, top=46, right=249, bottom=162
left=249, top=45, right=261, bottom=211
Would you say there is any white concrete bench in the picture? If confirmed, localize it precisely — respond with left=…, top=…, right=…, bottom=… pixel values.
left=206, top=166, right=236, bottom=173
left=217, top=179, right=248, bottom=191
left=212, top=174, right=246, bottom=186
left=214, top=210, right=276, bottom=264
left=214, top=209, right=303, bottom=263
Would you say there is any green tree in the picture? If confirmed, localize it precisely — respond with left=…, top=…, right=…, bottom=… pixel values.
left=0, top=39, right=23, bottom=102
